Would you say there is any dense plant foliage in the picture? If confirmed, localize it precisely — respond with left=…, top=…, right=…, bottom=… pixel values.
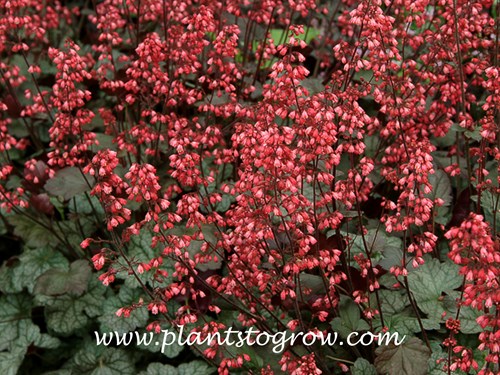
left=0, top=0, right=499, bottom=374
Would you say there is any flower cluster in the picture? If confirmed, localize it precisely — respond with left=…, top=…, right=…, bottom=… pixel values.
left=1, top=0, right=499, bottom=373
left=445, top=213, right=500, bottom=373
left=48, top=41, right=96, bottom=167
left=84, top=150, right=130, bottom=231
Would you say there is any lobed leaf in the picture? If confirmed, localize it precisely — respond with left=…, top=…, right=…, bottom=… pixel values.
left=374, top=337, right=431, bottom=375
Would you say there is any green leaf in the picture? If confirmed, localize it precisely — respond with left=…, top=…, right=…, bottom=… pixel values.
left=127, top=230, right=155, bottom=261
left=472, top=189, right=500, bottom=233
left=0, top=293, right=33, bottom=351
left=464, top=126, right=482, bottom=141
left=427, top=350, right=447, bottom=375
left=136, top=323, right=183, bottom=359
left=44, top=167, right=95, bottom=200
left=442, top=297, right=483, bottom=334
left=433, top=151, right=468, bottom=191
left=0, top=292, right=61, bottom=369
left=58, top=219, right=96, bottom=248
left=37, top=273, right=107, bottom=338
left=215, top=194, right=233, bottom=213
left=352, top=358, right=377, bottom=375
left=178, top=361, right=214, bottom=375
left=94, top=133, right=117, bottom=151
left=79, top=277, right=108, bottom=318
left=353, top=69, right=374, bottom=83
left=0, top=351, right=24, bottom=375
left=377, top=245, right=416, bottom=273
left=302, top=78, right=325, bottom=95
left=34, top=332, right=62, bottom=349
left=350, top=229, right=402, bottom=268
left=331, top=296, right=370, bottom=338
left=301, top=180, right=330, bottom=208
left=406, top=258, right=462, bottom=320
left=34, top=260, right=92, bottom=297
left=70, top=193, right=105, bottom=217
left=378, top=273, right=399, bottom=289
left=10, top=323, right=59, bottom=352
left=69, top=345, right=135, bottom=375
left=7, top=215, right=59, bottom=248
left=433, top=126, right=457, bottom=148
left=114, top=230, right=157, bottom=288
left=98, top=285, right=148, bottom=334
left=269, top=27, right=320, bottom=45
left=458, top=306, right=483, bottom=334
left=374, top=289, right=410, bottom=316
left=426, top=169, right=452, bottom=225
left=139, top=363, right=177, bottom=375
left=186, top=224, right=222, bottom=271
left=40, top=370, right=73, bottom=375
left=0, top=259, right=19, bottom=291
left=139, top=361, right=214, bottom=375
left=375, top=337, right=431, bottom=375
left=0, top=247, right=69, bottom=293
left=427, top=169, right=452, bottom=207
left=44, top=296, right=90, bottom=335
left=0, top=211, right=7, bottom=236
left=8, top=118, right=30, bottom=138
left=378, top=310, right=440, bottom=336
left=484, top=161, right=499, bottom=188
left=299, top=273, right=326, bottom=294
left=119, top=227, right=176, bottom=288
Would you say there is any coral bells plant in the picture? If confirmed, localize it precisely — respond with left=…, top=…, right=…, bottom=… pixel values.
left=0, top=0, right=499, bottom=374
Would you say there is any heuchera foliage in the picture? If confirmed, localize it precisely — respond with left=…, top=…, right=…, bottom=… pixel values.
left=0, top=0, right=499, bottom=374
